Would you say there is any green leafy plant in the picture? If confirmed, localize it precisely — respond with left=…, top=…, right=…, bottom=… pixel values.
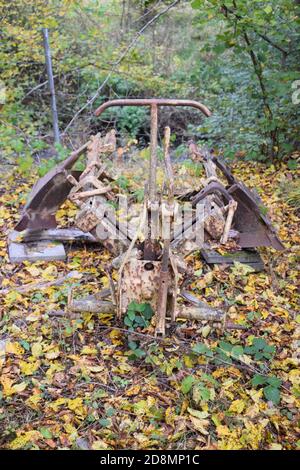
left=124, top=301, right=154, bottom=331
left=181, top=374, right=215, bottom=402
left=128, top=340, right=146, bottom=360
left=190, top=0, right=300, bottom=161
left=192, top=382, right=212, bottom=402
left=244, top=337, right=276, bottom=360
left=102, top=104, right=148, bottom=138
left=192, top=342, right=214, bottom=358
left=116, top=175, right=130, bottom=190
left=181, top=160, right=203, bottom=177
left=282, top=180, right=300, bottom=210
left=252, top=374, right=282, bottom=405
left=38, top=144, right=70, bottom=177
left=133, top=188, right=144, bottom=203
left=17, top=152, right=34, bottom=176
left=181, top=375, right=195, bottom=394
left=247, top=311, right=262, bottom=322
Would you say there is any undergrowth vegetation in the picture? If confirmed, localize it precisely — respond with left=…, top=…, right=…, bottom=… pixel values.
left=0, top=0, right=299, bottom=166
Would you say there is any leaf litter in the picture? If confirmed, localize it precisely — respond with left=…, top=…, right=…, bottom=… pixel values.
left=0, top=159, right=299, bottom=450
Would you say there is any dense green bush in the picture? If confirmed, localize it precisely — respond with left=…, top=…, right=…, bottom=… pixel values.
left=0, top=0, right=299, bottom=169
left=189, top=0, right=300, bottom=162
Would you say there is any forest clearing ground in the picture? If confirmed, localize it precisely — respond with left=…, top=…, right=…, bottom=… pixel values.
left=0, top=160, right=299, bottom=450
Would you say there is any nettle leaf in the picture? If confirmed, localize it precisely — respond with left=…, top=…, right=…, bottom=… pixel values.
left=231, top=345, right=244, bottom=358
left=218, top=341, right=233, bottom=353
left=252, top=374, right=268, bottom=387
left=125, top=302, right=154, bottom=331
left=247, top=311, right=261, bottom=321
left=135, top=303, right=147, bottom=313
left=127, top=310, right=136, bottom=321
left=267, top=376, right=282, bottom=388
left=245, top=338, right=275, bottom=360
left=254, top=351, right=264, bottom=360
left=252, top=337, right=267, bottom=351
left=106, top=407, right=116, bottom=417
left=215, top=351, right=233, bottom=365
left=264, top=344, right=276, bottom=354
left=124, top=317, right=133, bottom=327
left=134, top=348, right=146, bottom=358
left=181, top=375, right=195, bottom=394
left=143, top=304, right=153, bottom=319
left=39, top=427, right=52, bottom=439
left=99, top=418, right=111, bottom=427
left=192, top=343, right=213, bottom=357
left=135, top=316, right=147, bottom=326
left=128, top=301, right=140, bottom=311
left=264, top=385, right=281, bottom=405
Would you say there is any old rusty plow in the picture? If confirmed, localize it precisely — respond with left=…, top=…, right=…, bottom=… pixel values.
left=9, top=99, right=284, bottom=336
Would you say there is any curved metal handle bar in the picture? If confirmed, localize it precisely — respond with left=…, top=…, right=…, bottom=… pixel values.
left=94, top=98, right=212, bottom=118
left=95, top=99, right=211, bottom=203
left=192, top=182, right=233, bottom=207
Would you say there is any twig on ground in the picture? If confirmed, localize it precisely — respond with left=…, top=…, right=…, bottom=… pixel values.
left=0, top=271, right=81, bottom=295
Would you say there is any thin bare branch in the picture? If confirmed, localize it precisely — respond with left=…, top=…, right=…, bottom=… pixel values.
left=62, top=0, right=180, bottom=135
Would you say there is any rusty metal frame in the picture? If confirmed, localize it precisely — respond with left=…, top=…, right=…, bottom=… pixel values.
left=15, top=99, right=211, bottom=233
left=96, top=99, right=211, bottom=207
left=11, top=97, right=287, bottom=337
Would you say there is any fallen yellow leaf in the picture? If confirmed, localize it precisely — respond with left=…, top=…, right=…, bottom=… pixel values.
left=5, top=341, right=24, bottom=356
left=0, top=376, right=27, bottom=397
left=9, top=431, right=41, bottom=450
left=31, top=342, right=43, bottom=358
left=25, top=266, right=41, bottom=277
left=228, top=399, right=245, bottom=414
left=19, top=359, right=40, bottom=376
left=125, top=385, right=141, bottom=396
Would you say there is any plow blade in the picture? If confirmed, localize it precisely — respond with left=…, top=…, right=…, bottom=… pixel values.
left=212, top=157, right=284, bottom=250
left=14, top=142, right=89, bottom=231
left=229, top=182, right=284, bottom=250
left=15, top=169, right=82, bottom=231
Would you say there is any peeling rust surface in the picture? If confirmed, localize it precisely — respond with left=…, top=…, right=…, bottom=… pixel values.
left=120, top=259, right=162, bottom=314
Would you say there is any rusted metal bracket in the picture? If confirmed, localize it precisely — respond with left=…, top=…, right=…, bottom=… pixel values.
left=98, top=100, right=211, bottom=262
left=191, top=181, right=233, bottom=206
left=189, top=144, right=284, bottom=250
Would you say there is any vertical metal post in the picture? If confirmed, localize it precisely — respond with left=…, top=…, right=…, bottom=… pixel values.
left=42, top=28, right=60, bottom=144
left=149, top=103, right=158, bottom=202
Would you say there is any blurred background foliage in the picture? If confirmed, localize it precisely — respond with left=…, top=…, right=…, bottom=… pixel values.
left=0, top=0, right=299, bottom=168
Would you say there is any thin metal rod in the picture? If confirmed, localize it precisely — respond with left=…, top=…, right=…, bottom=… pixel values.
left=163, top=126, right=174, bottom=203
left=42, top=28, right=60, bottom=144
left=149, top=103, right=158, bottom=202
